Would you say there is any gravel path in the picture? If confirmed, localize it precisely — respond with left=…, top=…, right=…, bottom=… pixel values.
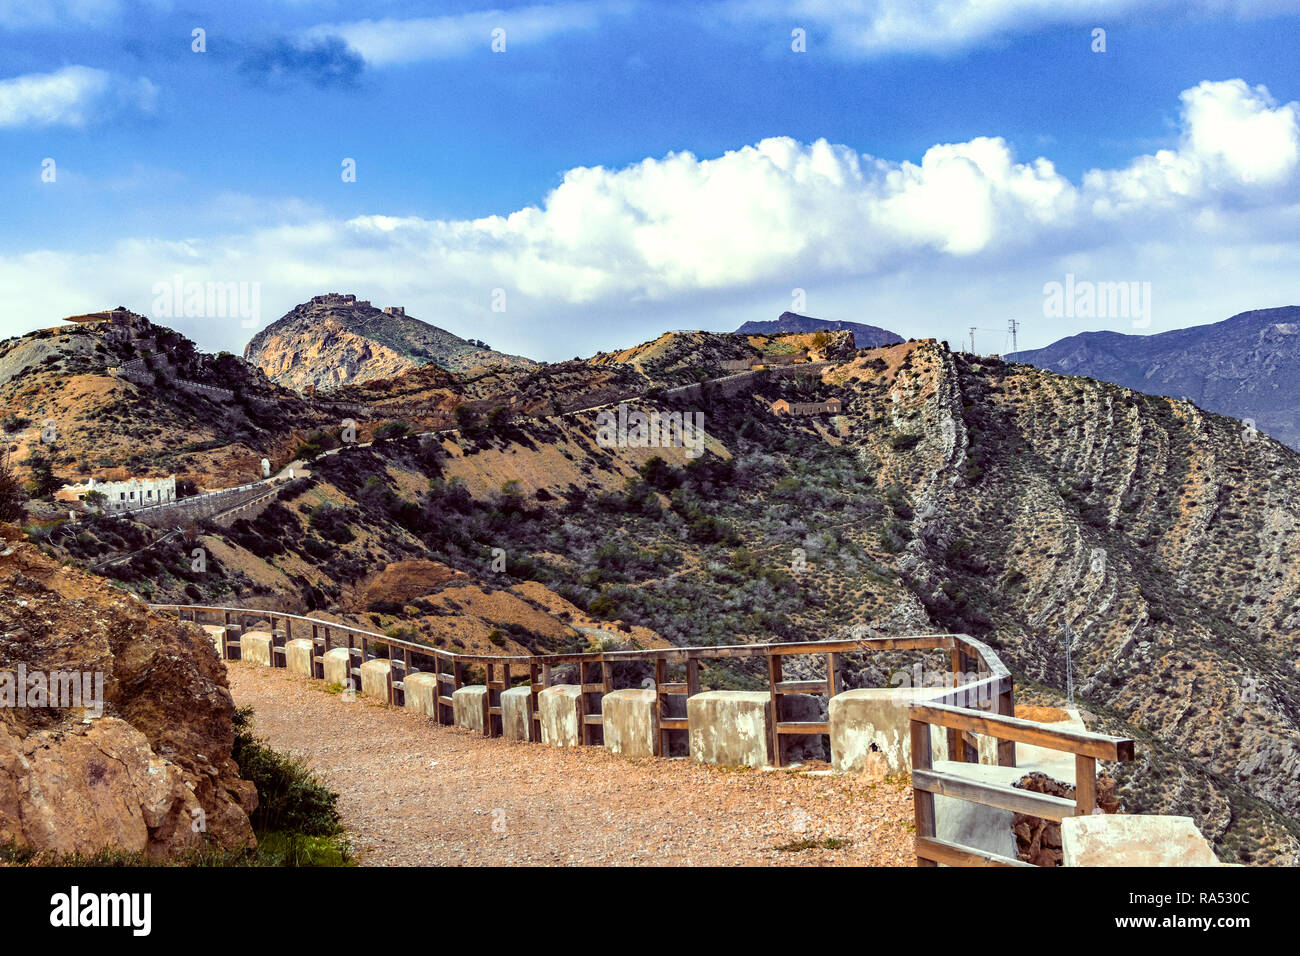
left=228, top=660, right=915, bottom=866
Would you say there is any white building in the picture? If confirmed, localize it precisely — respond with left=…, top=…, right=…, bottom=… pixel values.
left=58, top=475, right=177, bottom=513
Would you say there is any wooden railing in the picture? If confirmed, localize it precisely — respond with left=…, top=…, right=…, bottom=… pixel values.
left=150, top=604, right=1134, bottom=865
left=906, top=634, right=1135, bottom=867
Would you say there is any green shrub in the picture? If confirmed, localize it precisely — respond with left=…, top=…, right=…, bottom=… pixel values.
left=231, top=707, right=341, bottom=836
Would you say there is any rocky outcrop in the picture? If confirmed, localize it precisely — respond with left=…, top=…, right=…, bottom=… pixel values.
left=735, top=311, right=904, bottom=349
left=0, top=524, right=255, bottom=859
left=244, top=296, right=536, bottom=392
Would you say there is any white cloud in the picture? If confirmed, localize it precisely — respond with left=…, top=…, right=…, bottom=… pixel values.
left=0, top=66, right=157, bottom=128
left=305, top=1, right=624, bottom=66
left=726, top=0, right=1293, bottom=56
left=1084, top=79, right=1300, bottom=213
left=2, top=79, right=1298, bottom=359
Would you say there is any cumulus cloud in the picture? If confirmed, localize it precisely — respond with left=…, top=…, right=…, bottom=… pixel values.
left=305, top=1, right=624, bottom=66
left=3, top=78, right=1299, bottom=357
left=726, top=0, right=1293, bottom=56
left=0, top=66, right=157, bottom=128
left=1084, top=79, right=1300, bottom=213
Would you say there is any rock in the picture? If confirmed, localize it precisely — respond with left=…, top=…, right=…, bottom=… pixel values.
left=0, top=524, right=255, bottom=858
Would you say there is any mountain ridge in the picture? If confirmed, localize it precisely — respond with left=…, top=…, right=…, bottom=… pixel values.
left=735, top=311, right=904, bottom=348
left=1010, top=305, right=1300, bottom=448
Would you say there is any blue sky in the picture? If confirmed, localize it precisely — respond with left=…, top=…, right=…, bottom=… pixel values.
left=2, top=1, right=1300, bottom=361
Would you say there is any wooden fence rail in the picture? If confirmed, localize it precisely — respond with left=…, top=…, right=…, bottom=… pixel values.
left=151, top=603, right=1134, bottom=866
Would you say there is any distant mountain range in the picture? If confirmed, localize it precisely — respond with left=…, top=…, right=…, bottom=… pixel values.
left=1010, top=306, right=1300, bottom=449
left=734, top=311, right=904, bottom=348
left=244, top=294, right=536, bottom=391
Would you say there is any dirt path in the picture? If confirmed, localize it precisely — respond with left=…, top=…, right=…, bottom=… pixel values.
left=227, top=660, right=915, bottom=866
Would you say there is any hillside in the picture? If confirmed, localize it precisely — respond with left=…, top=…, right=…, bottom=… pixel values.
left=735, top=311, right=904, bottom=348
left=244, top=294, right=536, bottom=392
left=1010, top=306, right=1300, bottom=449
left=36, top=336, right=1298, bottom=863
left=0, top=311, right=331, bottom=490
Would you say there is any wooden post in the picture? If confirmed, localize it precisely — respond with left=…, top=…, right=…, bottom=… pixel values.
left=655, top=659, right=669, bottom=757
left=579, top=661, right=592, bottom=746
left=997, top=680, right=1017, bottom=767
left=910, top=717, right=938, bottom=866
left=685, top=659, right=700, bottom=697
left=826, top=652, right=841, bottom=698
left=767, top=654, right=782, bottom=769
left=347, top=632, right=356, bottom=697
left=1075, top=755, right=1097, bottom=817
left=221, top=610, right=231, bottom=660
left=947, top=647, right=964, bottom=762
left=482, top=661, right=492, bottom=737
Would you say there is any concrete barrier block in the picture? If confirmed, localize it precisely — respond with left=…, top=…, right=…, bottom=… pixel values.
left=201, top=624, right=227, bottom=655
left=360, top=658, right=392, bottom=701
left=404, top=672, right=439, bottom=716
left=828, top=688, right=951, bottom=774
left=323, top=647, right=352, bottom=688
left=602, top=688, right=658, bottom=758
left=687, top=690, right=771, bottom=768
left=538, top=685, right=582, bottom=747
left=501, top=686, right=534, bottom=741
left=453, top=686, right=487, bottom=732
left=240, top=630, right=273, bottom=667
left=285, top=638, right=314, bottom=677
left=1062, top=815, right=1221, bottom=866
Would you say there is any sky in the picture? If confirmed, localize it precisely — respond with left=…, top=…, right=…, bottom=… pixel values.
left=1, top=0, right=1299, bottom=361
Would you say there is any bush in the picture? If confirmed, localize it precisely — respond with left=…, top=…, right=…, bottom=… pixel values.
left=0, top=452, right=25, bottom=523
left=231, top=707, right=342, bottom=836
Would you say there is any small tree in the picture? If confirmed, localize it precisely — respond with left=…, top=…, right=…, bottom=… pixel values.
left=23, top=453, right=59, bottom=499
left=83, top=489, right=108, bottom=514
left=0, top=448, right=26, bottom=523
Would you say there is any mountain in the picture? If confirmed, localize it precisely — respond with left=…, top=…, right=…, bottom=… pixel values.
left=39, top=334, right=1300, bottom=863
left=734, top=311, right=904, bottom=348
left=19, top=319, right=1300, bottom=862
left=243, top=294, right=536, bottom=392
left=1009, top=306, right=1300, bottom=449
left=0, top=308, right=330, bottom=490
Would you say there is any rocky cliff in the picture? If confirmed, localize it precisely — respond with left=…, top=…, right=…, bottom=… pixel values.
left=0, top=523, right=256, bottom=859
left=244, top=295, right=536, bottom=392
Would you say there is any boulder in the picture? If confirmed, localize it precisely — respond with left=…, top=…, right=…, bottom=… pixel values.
left=0, top=524, right=255, bottom=859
